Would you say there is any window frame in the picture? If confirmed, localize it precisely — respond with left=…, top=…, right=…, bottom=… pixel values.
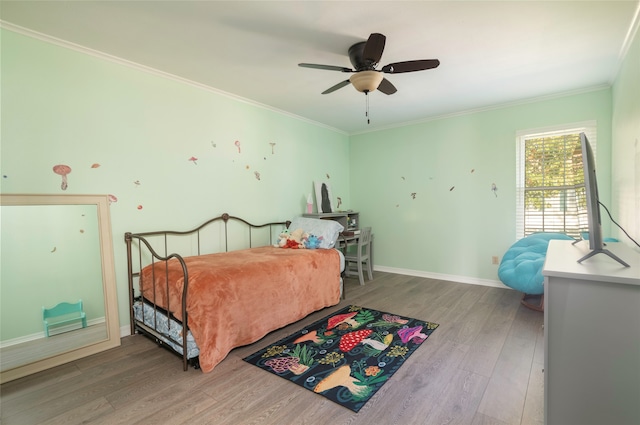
left=515, top=121, right=597, bottom=240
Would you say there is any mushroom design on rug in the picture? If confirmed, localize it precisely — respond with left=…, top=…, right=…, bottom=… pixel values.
left=243, top=305, right=439, bottom=412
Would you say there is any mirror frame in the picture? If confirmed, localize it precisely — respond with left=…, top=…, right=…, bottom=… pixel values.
left=0, top=194, right=120, bottom=383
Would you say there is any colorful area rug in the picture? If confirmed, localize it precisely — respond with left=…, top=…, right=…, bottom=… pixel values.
left=243, top=305, right=439, bottom=412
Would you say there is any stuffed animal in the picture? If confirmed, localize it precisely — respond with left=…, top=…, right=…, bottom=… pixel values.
left=304, top=234, right=323, bottom=249
left=276, top=228, right=308, bottom=249
left=276, top=229, right=291, bottom=247
left=283, top=238, right=301, bottom=249
left=290, top=228, right=308, bottom=248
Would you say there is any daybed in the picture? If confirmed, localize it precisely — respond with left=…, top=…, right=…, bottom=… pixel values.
left=125, top=213, right=345, bottom=373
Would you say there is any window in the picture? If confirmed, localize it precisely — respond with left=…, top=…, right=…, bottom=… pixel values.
left=516, top=122, right=596, bottom=239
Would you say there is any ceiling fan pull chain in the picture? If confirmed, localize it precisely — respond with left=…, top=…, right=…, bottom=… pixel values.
left=365, top=91, right=370, bottom=124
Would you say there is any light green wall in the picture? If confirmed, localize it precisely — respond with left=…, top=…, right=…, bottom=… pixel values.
left=611, top=25, right=640, bottom=247
left=349, top=89, right=613, bottom=282
left=0, top=29, right=350, bottom=332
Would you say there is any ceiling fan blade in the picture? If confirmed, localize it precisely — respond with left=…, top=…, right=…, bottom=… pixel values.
left=377, top=78, right=397, bottom=95
left=381, top=59, right=440, bottom=74
left=322, top=80, right=351, bottom=94
left=299, top=63, right=353, bottom=73
left=362, top=33, right=386, bottom=64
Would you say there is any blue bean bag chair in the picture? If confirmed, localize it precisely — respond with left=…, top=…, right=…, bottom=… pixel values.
left=498, top=233, right=575, bottom=310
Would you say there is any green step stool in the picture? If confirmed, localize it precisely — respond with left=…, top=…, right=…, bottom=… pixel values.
left=42, top=300, right=87, bottom=337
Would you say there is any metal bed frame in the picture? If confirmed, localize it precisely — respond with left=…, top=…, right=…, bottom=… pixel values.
left=124, top=213, right=288, bottom=371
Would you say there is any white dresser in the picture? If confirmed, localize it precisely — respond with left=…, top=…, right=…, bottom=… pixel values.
left=543, top=240, right=640, bottom=425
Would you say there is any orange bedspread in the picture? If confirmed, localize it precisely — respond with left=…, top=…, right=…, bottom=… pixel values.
left=140, top=246, right=341, bottom=372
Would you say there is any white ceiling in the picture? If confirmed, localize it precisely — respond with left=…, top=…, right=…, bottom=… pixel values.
left=1, top=1, right=638, bottom=134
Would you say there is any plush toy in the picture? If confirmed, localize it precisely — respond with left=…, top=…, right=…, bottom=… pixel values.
left=283, top=238, right=301, bottom=249
left=276, top=228, right=308, bottom=249
left=276, top=229, right=291, bottom=247
left=290, top=228, right=308, bottom=248
left=304, top=234, right=323, bottom=249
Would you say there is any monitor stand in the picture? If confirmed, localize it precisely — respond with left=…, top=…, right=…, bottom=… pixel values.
left=578, top=248, right=630, bottom=267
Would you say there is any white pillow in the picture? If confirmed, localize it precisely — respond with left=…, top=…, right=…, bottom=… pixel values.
left=288, top=216, right=344, bottom=249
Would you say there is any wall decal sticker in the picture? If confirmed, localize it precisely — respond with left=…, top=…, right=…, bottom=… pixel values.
left=234, top=140, right=241, bottom=153
left=254, top=171, right=261, bottom=180
left=91, top=163, right=101, bottom=168
left=211, top=141, right=217, bottom=148
left=137, top=205, right=143, bottom=210
left=51, top=247, right=56, bottom=253
left=108, top=194, right=118, bottom=204
left=491, top=183, right=498, bottom=197
left=189, top=156, right=198, bottom=165
left=326, top=173, right=330, bottom=179
left=470, top=168, right=475, bottom=173
left=450, top=186, right=455, bottom=191
left=270, top=142, right=276, bottom=154
left=52, top=164, right=72, bottom=190
left=411, top=193, right=417, bottom=199
left=336, top=197, right=342, bottom=209
left=133, top=180, right=141, bottom=187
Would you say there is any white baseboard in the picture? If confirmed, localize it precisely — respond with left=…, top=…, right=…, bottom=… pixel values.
left=373, top=266, right=508, bottom=289
left=0, top=317, right=106, bottom=348
left=120, top=325, right=133, bottom=338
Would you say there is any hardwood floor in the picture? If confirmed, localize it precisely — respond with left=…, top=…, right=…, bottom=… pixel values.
left=0, top=272, right=544, bottom=425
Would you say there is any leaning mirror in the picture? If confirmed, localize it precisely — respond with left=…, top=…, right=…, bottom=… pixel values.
left=0, top=194, right=120, bottom=383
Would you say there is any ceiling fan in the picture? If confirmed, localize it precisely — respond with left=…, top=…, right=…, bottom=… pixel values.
left=299, top=33, right=440, bottom=95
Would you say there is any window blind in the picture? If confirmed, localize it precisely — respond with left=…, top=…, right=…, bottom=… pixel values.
left=515, top=122, right=596, bottom=240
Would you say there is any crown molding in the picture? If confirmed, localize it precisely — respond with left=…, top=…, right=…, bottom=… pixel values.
left=0, top=21, right=347, bottom=136
left=351, top=84, right=612, bottom=136
left=612, top=0, right=640, bottom=82
left=619, top=0, right=640, bottom=61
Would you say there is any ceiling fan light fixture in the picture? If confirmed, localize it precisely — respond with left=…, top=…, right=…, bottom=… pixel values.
left=349, top=71, right=383, bottom=93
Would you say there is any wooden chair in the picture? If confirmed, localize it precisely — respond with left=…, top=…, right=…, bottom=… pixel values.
left=42, top=300, right=87, bottom=337
left=344, top=227, right=373, bottom=286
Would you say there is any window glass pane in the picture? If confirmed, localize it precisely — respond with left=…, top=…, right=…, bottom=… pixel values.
left=516, top=122, right=595, bottom=240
